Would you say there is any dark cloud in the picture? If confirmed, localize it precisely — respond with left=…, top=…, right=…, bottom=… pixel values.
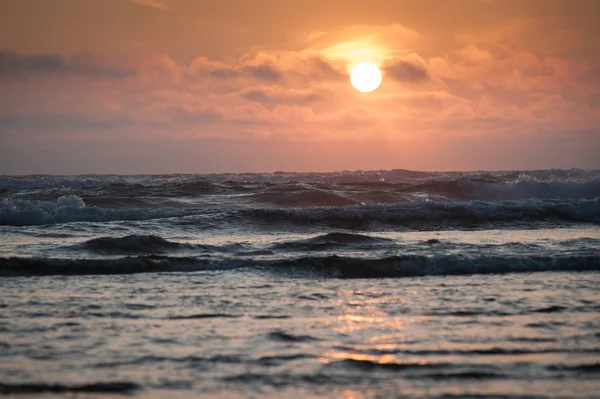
left=0, top=50, right=135, bottom=79
left=167, top=107, right=222, bottom=124
left=241, top=88, right=322, bottom=105
left=0, top=114, right=132, bottom=131
left=443, top=116, right=523, bottom=132
left=211, top=68, right=239, bottom=79
left=384, top=60, right=430, bottom=83
left=243, top=64, right=283, bottom=81
left=242, top=89, right=270, bottom=102
left=205, top=63, right=282, bottom=81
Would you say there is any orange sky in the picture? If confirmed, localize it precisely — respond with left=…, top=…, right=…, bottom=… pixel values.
left=1, top=0, right=599, bottom=173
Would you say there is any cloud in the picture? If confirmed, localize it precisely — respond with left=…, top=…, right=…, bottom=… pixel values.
left=240, top=88, right=322, bottom=105
left=211, top=68, right=239, bottom=79
left=0, top=113, right=132, bottom=131
left=383, top=59, right=430, bottom=83
left=242, top=64, right=283, bottom=81
left=167, top=107, right=222, bottom=125
left=190, top=54, right=344, bottom=86
left=192, top=59, right=283, bottom=81
left=0, top=50, right=135, bottom=79
left=135, top=54, right=182, bottom=81
left=241, top=89, right=269, bottom=103
left=129, top=0, right=173, bottom=10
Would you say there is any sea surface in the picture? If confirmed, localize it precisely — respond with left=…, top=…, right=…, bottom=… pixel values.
left=1, top=169, right=599, bottom=398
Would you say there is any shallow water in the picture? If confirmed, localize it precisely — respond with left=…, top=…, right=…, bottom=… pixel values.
left=1, top=169, right=599, bottom=397
left=1, top=272, right=599, bottom=398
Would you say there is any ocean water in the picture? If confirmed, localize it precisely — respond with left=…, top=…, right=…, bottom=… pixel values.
left=1, top=169, right=599, bottom=398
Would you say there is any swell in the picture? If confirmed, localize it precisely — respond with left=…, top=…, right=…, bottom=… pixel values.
left=2, top=253, right=599, bottom=277
left=0, top=381, right=139, bottom=395
left=0, top=195, right=202, bottom=226
left=246, top=176, right=600, bottom=205
left=2, top=197, right=599, bottom=228
left=236, top=198, right=600, bottom=229
left=3, top=169, right=598, bottom=190
left=79, top=234, right=197, bottom=254
left=0, top=255, right=250, bottom=276
left=267, top=254, right=600, bottom=278
left=75, top=235, right=244, bottom=255
left=14, top=176, right=600, bottom=205
left=252, top=185, right=358, bottom=206
left=401, top=176, right=600, bottom=201
left=272, top=232, right=392, bottom=251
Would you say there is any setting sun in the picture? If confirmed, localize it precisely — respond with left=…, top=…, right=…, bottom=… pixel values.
left=350, top=62, right=382, bottom=92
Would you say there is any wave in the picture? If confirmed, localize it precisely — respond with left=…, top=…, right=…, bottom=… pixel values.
left=237, top=198, right=600, bottom=229
left=0, top=171, right=434, bottom=190
left=547, top=363, right=600, bottom=373
left=75, top=235, right=245, bottom=255
left=272, top=232, right=392, bottom=251
left=0, top=174, right=213, bottom=190
left=253, top=185, right=357, bottom=206
left=0, top=382, right=139, bottom=395
left=238, top=175, right=600, bottom=206
left=3, top=195, right=598, bottom=227
left=0, top=255, right=249, bottom=276
left=88, top=175, right=600, bottom=204
left=405, top=176, right=600, bottom=201
left=0, top=195, right=201, bottom=226
left=3, top=168, right=598, bottom=190
left=267, top=254, right=600, bottom=278
left=79, top=234, right=195, bottom=254
left=267, top=330, right=320, bottom=342
left=327, top=358, right=452, bottom=372
left=2, top=253, right=598, bottom=278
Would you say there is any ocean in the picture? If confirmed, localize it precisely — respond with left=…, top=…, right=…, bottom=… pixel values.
left=1, top=169, right=599, bottom=398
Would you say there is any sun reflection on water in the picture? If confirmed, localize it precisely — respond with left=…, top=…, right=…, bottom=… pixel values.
left=319, top=287, right=419, bottom=367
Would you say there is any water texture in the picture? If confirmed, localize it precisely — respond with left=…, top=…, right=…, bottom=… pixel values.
left=1, top=169, right=599, bottom=398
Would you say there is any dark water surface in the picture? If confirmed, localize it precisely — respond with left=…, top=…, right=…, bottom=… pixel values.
left=1, top=169, right=599, bottom=397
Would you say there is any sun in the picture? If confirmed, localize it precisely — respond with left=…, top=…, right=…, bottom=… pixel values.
left=350, top=62, right=382, bottom=93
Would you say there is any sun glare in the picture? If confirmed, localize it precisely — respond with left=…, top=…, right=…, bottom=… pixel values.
left=350, top=62, right=382, bottom=93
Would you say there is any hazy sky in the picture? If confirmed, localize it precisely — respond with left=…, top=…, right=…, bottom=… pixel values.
left=1, top=0, right=599, bottom=174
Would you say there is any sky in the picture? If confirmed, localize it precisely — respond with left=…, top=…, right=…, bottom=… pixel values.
left=1, top=0, right=599, bottom=174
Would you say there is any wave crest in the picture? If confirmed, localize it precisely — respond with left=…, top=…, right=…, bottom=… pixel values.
left=80, top=235, right=193, bottom=254
left=272, top=232, right=392, bottom=251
